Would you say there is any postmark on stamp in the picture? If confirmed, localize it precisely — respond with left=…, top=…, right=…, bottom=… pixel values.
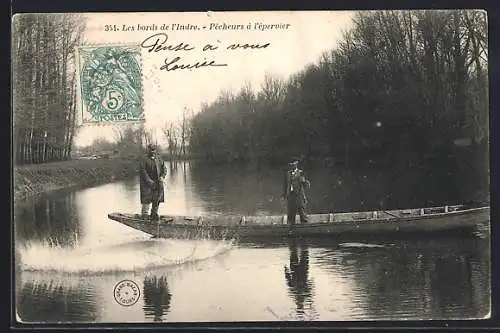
left=113, top=279, right=141, bottom=306
left=78, top=45, right=144, bottom=124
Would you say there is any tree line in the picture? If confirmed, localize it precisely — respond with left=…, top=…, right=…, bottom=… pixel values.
left=12, top=14, right=86, bottom=165
left=161, top=108, right=193, bottom=161
left=78, top=111, right=192, bottom=161
left=189, top=10, right=488, bottom=169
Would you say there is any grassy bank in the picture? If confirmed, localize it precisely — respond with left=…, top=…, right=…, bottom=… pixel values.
left=14, top=157, right=140, bottom=201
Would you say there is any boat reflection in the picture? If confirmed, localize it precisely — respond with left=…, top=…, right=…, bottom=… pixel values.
left=142, top=275, right=172, bottom=322
left=284, top=236, right=315, bottom=319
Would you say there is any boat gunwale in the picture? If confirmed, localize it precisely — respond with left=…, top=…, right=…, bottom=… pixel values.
left=108, top=205, right=490, bottom=229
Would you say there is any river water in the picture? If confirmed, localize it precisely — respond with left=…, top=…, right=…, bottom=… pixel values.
left=14, top=161, right=490, bottom=323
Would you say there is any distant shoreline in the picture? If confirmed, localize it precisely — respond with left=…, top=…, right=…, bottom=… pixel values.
left=13, top=157, right=139, bottom=202
left=12, top=150, right=489, bottom=204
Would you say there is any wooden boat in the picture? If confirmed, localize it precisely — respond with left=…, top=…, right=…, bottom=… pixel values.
left=107, top=204, right=490, bottom=240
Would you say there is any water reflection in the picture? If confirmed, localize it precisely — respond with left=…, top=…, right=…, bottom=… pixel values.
left=313, top=237, right=490, bottom=320
left=15, top=192, right=81, bottom=248
left=13, top=161, right=490, bottom=322
left=143, top=275, right=172, bottom=322
left=190, top=161, right=285, bottom=215
left=189, top=161, right=479, bottom=217
left=168, top=161, right=179, bottom=182
left=117, top=176, right=140, bottom=207
left=17, top=276, right=98, bottom=323
left=284, top=237, right=315, bottom=319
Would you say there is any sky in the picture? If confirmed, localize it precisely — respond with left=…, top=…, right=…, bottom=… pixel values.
left=73, top=11, right=355, bottom=147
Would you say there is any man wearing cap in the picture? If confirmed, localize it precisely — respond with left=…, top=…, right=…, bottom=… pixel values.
left=282, top=158, right=310, bottom=227
left=139, top=144, right=167, bottom=221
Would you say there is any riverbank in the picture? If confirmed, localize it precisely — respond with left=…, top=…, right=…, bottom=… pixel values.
left=14, top=157, right=139, bottom=201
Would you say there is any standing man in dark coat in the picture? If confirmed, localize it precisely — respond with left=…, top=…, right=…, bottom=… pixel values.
left=140, top=144, right=166, bottom=221
left=282, top=158, right=310, bottom=227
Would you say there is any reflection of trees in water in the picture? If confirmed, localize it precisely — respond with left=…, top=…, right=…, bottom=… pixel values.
left=188, top=160, right=478, bottom=217
left=120, top=176, right=140, bottom=199
left=424, top=239, right=490, bottom=319
left=316, top=237, right=490, bottom=319
left=284, top=237, right=316, bottom=319
left=143, top=275, right=172, bottom=322
left=178, top=161, right=197, bottom=207
left=166, top=160, right=191, bottom=185
left=190, top=161, right=285, bottom=215
left=303, top=164, right=471, bottom=213
left=15, top=192, right=81, bottom=247
left=168, top=161, right=179, bottom=182
left=17, top=279, right=98, bottom=322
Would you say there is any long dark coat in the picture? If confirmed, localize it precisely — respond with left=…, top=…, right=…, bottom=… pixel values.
left=283, top=168, right=310, bottom=207
left=139, top=154, right=166, bottom=204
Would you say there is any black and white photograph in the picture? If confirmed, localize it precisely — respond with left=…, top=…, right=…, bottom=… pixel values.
left=12, top=10, right=490, bottom=323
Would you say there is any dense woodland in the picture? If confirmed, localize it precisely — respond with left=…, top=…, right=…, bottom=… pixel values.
left=12, top=14, right=86, bottom=165
left=13, top=10, right=489, bottom=184
left=189, top=10, right=488, bottom=170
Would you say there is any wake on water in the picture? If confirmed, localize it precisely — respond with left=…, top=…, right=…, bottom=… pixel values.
left=17, top=235, right=235, bottom=275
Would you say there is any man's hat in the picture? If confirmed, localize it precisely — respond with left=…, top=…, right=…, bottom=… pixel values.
left=289, top=157, right=299, bottom=166
left=147, top=144, right=157, bottom=151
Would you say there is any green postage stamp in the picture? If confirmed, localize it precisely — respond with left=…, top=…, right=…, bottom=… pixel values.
left=78, top=45, right=144, bottom=124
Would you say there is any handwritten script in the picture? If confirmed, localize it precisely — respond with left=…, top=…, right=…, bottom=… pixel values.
left=140, top=33, right=271, bottom=72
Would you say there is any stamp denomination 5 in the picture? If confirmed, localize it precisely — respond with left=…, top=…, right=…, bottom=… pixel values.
left=78, top=45, right=144, bottom=124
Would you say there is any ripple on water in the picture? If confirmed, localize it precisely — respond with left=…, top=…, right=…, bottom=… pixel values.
left=17, top=236, right=235, bottom=275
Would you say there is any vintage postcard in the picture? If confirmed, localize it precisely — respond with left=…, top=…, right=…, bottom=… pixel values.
left=12, top=10, right=490, bottom=324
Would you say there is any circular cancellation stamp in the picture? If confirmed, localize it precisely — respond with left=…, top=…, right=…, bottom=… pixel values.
left=113, top=279, right=140, bottom=306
